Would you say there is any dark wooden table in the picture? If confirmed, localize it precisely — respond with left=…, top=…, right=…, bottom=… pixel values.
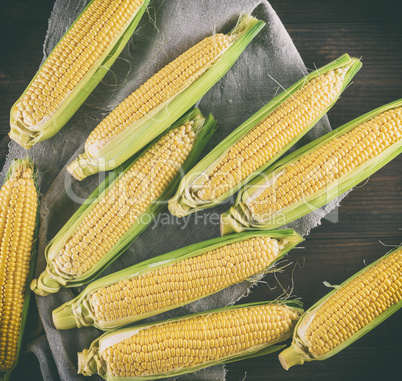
left=1, top=1, right=401, bottom=380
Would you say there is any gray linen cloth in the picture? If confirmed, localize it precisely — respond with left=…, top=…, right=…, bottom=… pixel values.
left=1, top=0, right=347, bottom=380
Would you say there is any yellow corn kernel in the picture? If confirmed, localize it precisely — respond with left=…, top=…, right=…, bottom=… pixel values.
left=304, top=247, right=402, bottom=356
left=12, top=0, right=143, bottom=128
left=248, top=107, right=402, bottom=216
left=101, top=304, right=299, bottom=377
left=89, top=236, right=281, bottom=323
left=0, top=163, right=37, bottom=371
left=197, top=69, right=348, bottom=201
left=85, top=33, right=232, bottom=154
left=53, top=121, right=196, bottom=277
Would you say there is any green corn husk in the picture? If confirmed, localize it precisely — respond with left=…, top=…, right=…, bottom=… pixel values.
left=77, top=300, right=304, bottom=380
left=168, top=54, right=362, bottom=217
left=1, top=159, right=39, bottom=381
left=278, top=246, right=402, bottom=370
left=52, top=229, right=303, bottom=330
left=220, top=98, right=402, bottom=235
left=67, top=14, right=265, bottom=180
left=30, top=109, right=216, bottom=296
left=9, top=0, right=150, bottom=149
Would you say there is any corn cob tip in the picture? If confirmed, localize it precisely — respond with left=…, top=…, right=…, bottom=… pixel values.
left=68, top=110, right=212, bottom=181
left=7, top=158, right=35, bottom=178
left=230, top=14, right=262, bottom=36
left=77, top=348, right=96, bottom=377
left=77, top=350, right=87, bottom=375
left=220, top=211, right=237, bottom=236
left=52, top=304, right=78, bottom=330
left=30, top=279, right=49, bottom=296
left=8, top=127, right=34, bottom=149
left=78, top=347, right=104, bottom=377
left=220, top=210, right=246, bottom=235
left=278, top=346, right=305, bottom=370
left=30, top=270, right=62, bottom=296
left=66, top=153, right=93, bottom=181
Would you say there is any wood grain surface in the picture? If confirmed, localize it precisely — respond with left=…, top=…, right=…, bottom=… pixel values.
left=1, top=1, right=401, bottom=380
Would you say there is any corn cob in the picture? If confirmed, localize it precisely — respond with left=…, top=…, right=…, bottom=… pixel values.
left=52, top=229, right=303, bottom=330
left=67, top=14, right=265, bottom=180
left=220, top=99, right=402, bottom=235
left=9, top=0, right=149, bottom=149
left=30, top=109, right=216, bottom=295
left=169, top=54, right=361, bottom=217
left=0, top=159, right=38, bottom=380
left=279, top=246, right=402, bottom=369
left=78, top=301, right=303, bottom=379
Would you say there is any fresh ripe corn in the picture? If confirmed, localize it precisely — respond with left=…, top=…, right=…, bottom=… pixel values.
left=10, top=0, right=149, bottom=149
left=91, top=237, right=278, bottom=321
left=169, top=54, right=361, bottom=218
left=52, top=230, right=303, bottom=330
left=250, top=107, right=402, bottom=216
left=100, top=305, right=296, bottom=377
left=14, top=0, right=144, bottom=127
left=304, top=249, right=402, bottom=357
left=279, top=246, right=402, bottom=369
left=61, top=123, right=194, bottom=277
left=35, top=121, right=195, bottom=282
left=67, top=14, right=265, bottom=180
left=85, top=35, right=232, bottom=154
left=78, top=302, right=303, bottom=379
left=0, top=159, right=38, bottom=377
left=30, top=109, right=216, bottom=295
left=220, top=99, right=402, bottom=234
left=198, top=67, right=352, bottom=200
